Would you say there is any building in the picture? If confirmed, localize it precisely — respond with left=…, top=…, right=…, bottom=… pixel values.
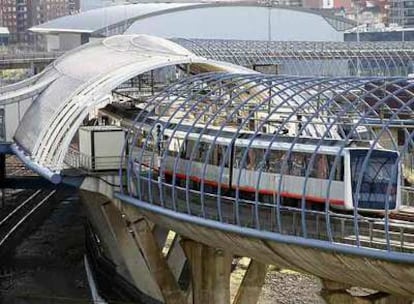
left=344, top=27, right=414, bottom=40
left=389, top=0, right=414, bottom=27
left=0, top=27, right=9, bottom=45
left=29, top=2, right=356, bottom=51
left=0, top=0, right=80, bottom=45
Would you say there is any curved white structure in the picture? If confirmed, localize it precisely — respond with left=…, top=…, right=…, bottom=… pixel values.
left=30, top=2, right=355, bottom=45
left=13, top=34, right=252, bottom=175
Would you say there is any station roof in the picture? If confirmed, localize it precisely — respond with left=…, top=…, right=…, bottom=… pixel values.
left=11, top=34, right=251, bottom=172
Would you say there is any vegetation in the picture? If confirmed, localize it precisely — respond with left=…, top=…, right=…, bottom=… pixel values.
left=0, top=69, right=30, bottom=86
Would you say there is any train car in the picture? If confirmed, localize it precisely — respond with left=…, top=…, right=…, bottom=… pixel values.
left=99, top=103, right=402, bottom=212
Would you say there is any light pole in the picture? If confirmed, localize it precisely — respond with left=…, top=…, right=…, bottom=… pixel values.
left=266, top=0, right=273, bottom=42
left=356, top=2, right=360, bottom=43
left=356, top=2, right=361, bottom=76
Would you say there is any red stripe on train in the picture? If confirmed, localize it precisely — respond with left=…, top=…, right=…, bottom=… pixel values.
left=160, top=169, right=344, bottom=206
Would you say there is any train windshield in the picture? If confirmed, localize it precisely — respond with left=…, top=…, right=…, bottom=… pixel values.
left=350, top=150, right=399, bottom=210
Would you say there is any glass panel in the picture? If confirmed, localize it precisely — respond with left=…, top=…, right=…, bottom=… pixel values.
left=350, top=150, right=399, bottom=209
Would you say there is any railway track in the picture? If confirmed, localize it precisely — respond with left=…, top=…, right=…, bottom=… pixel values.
left=0, top=190, right=56, bottom=252
left=390, top=210, right=414, bottom=222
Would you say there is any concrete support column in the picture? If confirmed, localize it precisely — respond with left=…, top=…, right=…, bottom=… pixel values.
left=166, top=235, right=187, bottom=281
left=80, top=190, right=163, bottom=302
left=131, top=218, right=186, bottom=304
left=320, top=279, right=354, bottom=303
left=122, top=204, right=187, bottom=285
left=321, top=279, right=412, bottom=304
left=233, top=260, right=268, bottom=304
left=181, top=239, right=233, bottom=304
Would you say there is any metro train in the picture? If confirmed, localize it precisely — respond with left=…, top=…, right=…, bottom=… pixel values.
left=100, top=103, right=402, bottom=212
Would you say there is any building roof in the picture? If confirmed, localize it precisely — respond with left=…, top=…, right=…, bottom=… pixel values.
left=30, top=3, right=208, bottom=34
left=29, top=2, right=356, bottom=38
left=0, top=27, right=10, bottom=35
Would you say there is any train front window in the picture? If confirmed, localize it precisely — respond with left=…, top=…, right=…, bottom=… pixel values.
left=350, top=150, right=399, bottom=209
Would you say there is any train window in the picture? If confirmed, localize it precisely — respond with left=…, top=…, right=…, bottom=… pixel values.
left=216, top=145, right=223, bottom=165
left=290, top=152, right=305, bottom=176
left=185, top=140, right=195, bottom=160
left=267, top=150, right=286, bottom=173
left=201, top=142, right=218, bottom=165
left=283, top=152, right=324, bottom=177
left=328, top=156, right=344, bottom=181
left=230, top=148, right=345, bottom=180
left=234, top=147, right=258, bottom=169
left=179, top=140, right=187, bottom=158
left=234, top=147, right=245, bottom=168
left=194, top=142, right=222, bottom=165
left=315, top=155, right=329, bottom=179
left=215, top=144, right=230, bottom=166
left=185, top=140, right=210, bottom=162
left=197, top=142, right=207, bottom=162
left=255, top=149, right=268, bottom=171
left=166, top=137, right=183, bottom=157
left=246, top=149, right=257, bottom=170
left=309, top=155, right=343, bottom=181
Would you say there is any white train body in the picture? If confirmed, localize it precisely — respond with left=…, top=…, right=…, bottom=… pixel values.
left=157, top=132, right=401, bottom=212
left=100, top=104, right=402, bottom=212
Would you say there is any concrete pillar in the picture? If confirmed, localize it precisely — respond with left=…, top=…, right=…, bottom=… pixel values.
left=167, top=235, right=187, bottom=281
left=118, top=196, right=188, bottom=296
left=181, top=239, right=233, bottom=304
left=321, top=279, right=364, bottom=304
left=100, top=201, right=164, bottom=301
left=80, top=190, right=163, bottom=302
left=131, top=218, right=186, bottom=304
left=153, top=225, right=170, bottom=249
left=233, top=259, right=268, bottom=304
left=371, top=294, right=413, bottom=304
left=321, top=279, right=412, bottom=304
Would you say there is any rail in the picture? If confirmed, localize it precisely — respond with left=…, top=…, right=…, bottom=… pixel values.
left=0, top=51, right=64, bottom=64
left=0, top=190, right=56, bottom=252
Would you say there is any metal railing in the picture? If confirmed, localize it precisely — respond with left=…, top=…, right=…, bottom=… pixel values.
left=65, top=147, right=123, bottom=172
left=117, top=73, right=414, bottom=262
left=173, top=38, right=414, bottom=76
left=0, top=51, right=64, bottom=64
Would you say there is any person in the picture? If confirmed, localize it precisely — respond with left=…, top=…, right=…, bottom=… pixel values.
left=155, top=124, right=162, bottom=155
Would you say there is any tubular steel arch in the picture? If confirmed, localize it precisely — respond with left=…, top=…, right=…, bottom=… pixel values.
left=173, top=39, right=414, bottom=77
left=121, top=72, right=414, bottom=262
